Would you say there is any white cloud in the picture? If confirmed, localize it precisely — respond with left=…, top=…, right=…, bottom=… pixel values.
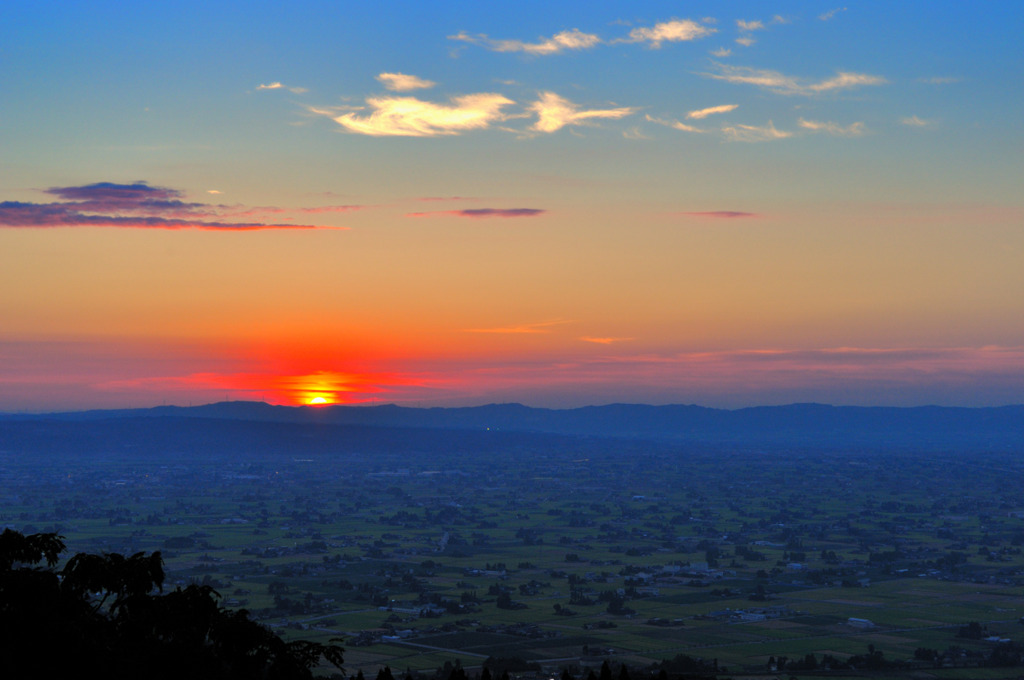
left=798, top=118, right=866, bottom=136
left=704, top=63, right=886, bottom=95
left=710, top=47, right=732, bottom=57
left=735, top=37, right=756, bottom=47
left=645, top=114, right=704, bottom=133
left=448, top=28, right=600, bottom=55
left=530, top=92, right=636, bottom=133
left=819, top=7, right=847, bottom=21
left=687, top=104, right=738, bottom=119
left=919, top=76, right=960, bottom=85
left=621, top=19, right=715, bottom=47
left=721, top=120, right=792, bottom=142
left=377, top=72, right=436, bottom=92
left=901, top=115, right=934, bottom=127
left=737, top=19, right=765, bottom=31
left=256, top=82, right=307, bottom=94
left=313, top=93, right=515, bottom=137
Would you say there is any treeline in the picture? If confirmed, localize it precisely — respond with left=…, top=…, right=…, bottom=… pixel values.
left=0, top=530, right=343, bottom=679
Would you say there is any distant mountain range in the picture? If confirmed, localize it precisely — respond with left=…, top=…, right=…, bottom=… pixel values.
left=2, top=401, right=1022, bottom=453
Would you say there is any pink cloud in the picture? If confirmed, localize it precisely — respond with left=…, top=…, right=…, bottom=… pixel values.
left=676, top=210, right=760, bottom=219
left=406, top=208, right=546, bottom=218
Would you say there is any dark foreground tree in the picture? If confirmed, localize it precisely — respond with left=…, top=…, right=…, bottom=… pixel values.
left=0, top=529, right=343, bottom=679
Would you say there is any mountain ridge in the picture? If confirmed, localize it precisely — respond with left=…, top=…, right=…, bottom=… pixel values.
left=2, top=401, right=1022, bottom=451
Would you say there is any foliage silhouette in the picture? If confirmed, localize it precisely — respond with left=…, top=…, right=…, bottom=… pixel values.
left=0, top=529, right=343, bottom=679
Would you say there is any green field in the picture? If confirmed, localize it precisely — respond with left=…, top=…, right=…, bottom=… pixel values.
left=4, top=443, right=1024, bottom=677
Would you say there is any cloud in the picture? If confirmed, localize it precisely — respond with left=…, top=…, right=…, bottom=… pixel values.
left=377, top=72, right=436, bottom=91
left=736, top=19, right=765, bottom=31
left=448, top=28, right=600, bottom=55
left=919, top=76, right=960, bottom=85
left=580, top=337, right=633, bottom=344
left=735, top=37, right=756, bottom=47
left=529, top=92, right=636, bottom=133
left=676, top=211, right=760, bottom=219
left=0, top=181, right=342, bottom=231
left=819, top=7, right=847, bottom=21
left=206, top=189, right=221, bottom=194
left=901, top=115, right=934, bottom=127
left=687, top=104, right=738, bottom=119
left=620, top=19, right=715, bottom=47
left=406, top=208, right=545, bottom=219
left=622, top=126, right=651, bottom=140
left=710, top=47, right=732, bottom=57
left=704, top=63, right=886, bottom=95
left=257, top=82, right=307, bottom=93
left=721, top=120, right=792, bottom=142
left=296, top=205, right=366, bottom=214
left=798, top=118, right=866, bottom=136
left=311, top=93, right=514, bottom=136
left=463, top=320, right=570, bottom=334
left=645, top=114, right=704, bottom=133
left=416, top=196, right=478, bottom=202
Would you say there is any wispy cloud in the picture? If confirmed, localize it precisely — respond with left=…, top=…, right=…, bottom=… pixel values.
left=0, top=182, right=342, bottom=231
left=529, top=92, right=636, bottom=133
left=710, top=47, right=732, bottom=57
left=580, top=337, right=633, bottom=345
left=735, top=37, right=756, bottom=47
left=819, top=7, right=847, bottom=21
left=645, top=114, right=704, bottom=133
left=736, top=19, right=765, bottom=31
left=721, top=121, right=792, bottom=142
left=687, top=104, right=738, bottom=119
left=464, top=320, right=570, bottom=334
left=449, top=28, right=600, bottom=55
left=676, top=211, right=760, bottom=219
left=901, top=115, right=934, bottom=127
left=257, top=82, right=307, bottom=94
left=296, top=205, right=366, bottom=214
left=619, top=19, right=716, bottom=47
left=798, top=118, right=866, bottom=136
left=703, top=62, right=887, bottom=95
left=310, top=93, right=514, bottom=136
left=377, top=72, right=436, bottom=91
left=406, top=208, right=545, bottom=219
left=919, top=76, right=960, bottom=85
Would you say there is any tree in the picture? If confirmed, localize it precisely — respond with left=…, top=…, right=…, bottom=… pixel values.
left=0, top=530, right=343, bottom=679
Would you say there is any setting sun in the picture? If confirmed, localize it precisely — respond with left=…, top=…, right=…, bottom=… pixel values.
left=308, top=396, right=330, bottom=405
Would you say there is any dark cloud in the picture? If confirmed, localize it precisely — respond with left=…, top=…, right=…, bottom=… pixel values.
left=677, top=210, right=760, bottom=218
left=1, top=181, right=342, bottom=230
left=406, top=208, right=546, bottom=218
left=44, top=182, right=209, bottom=216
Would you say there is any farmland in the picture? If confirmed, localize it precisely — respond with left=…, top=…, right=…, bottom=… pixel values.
left=3, top=413, right=1024, bottom=678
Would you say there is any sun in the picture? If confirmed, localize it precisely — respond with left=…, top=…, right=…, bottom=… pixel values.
left=308, top=396, right=330, bottom=405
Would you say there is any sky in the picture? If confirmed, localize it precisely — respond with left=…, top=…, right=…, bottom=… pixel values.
left=1, top=1, right=1022, bottom=411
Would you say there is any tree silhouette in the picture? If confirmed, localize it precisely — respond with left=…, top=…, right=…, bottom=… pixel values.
left=0, top=529, right=343, bottom=679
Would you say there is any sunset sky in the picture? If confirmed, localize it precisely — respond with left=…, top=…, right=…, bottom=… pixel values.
left=2, top=2, right=1022, bottom=411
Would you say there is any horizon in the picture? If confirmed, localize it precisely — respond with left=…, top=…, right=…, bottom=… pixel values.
left=2, top=2, right=1022, bottom=411
left=5, top=397, right=1024, bottom=418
